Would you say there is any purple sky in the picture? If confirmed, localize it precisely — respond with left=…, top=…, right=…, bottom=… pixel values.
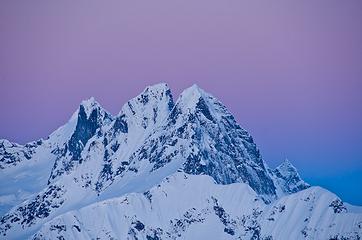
left=1, top=1, right=362, bottom=204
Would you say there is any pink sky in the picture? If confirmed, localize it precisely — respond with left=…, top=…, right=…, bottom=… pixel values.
left=1, top=0, right=361, bottom=204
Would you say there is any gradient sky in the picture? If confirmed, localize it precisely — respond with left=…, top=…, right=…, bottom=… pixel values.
left=1, top=0, right=361, bottom=204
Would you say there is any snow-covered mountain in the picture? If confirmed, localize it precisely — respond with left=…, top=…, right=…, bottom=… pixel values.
left=33, top=173, right=362, bottom=240
left=0, top=83, right=360, bottom=239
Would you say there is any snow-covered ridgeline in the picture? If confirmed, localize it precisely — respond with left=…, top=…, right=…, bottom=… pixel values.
left=0, top=83, right=360, bottom=239
left=32, top=173, right=362, bottom=240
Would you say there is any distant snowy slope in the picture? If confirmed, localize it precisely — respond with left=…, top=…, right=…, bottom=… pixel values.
left=32, top=173, right=362, bottom=240
left=0, top=111, right=79, bottom=216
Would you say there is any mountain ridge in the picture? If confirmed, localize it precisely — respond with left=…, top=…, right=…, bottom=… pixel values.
left=32, top=173, right=362, bottom=240
left=0, top=83, right=360, bottom=239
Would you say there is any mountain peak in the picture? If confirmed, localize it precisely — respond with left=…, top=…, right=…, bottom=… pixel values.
left=181, top=84, right=206, bottom=99
left=143, top=82, right=170, bottom=93
left=80, top=96, right=97, bottom=106
left=79, top=97, right=103, bottom=118
left=276, top=158, right=298, bottom=175
left=110, top=82, right=175, bottom=138
left=187, top=83, right=202, bottom=92
left=176, top=84, right=212, bottom=113
left=272, top=159, right=310, bottom=194
left=120, top=83, right=173, bottom=114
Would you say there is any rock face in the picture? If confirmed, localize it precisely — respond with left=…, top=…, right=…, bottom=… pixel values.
left=48, top=98, right=113, bottom=184
left=0, top=83, right=360, bottom=240
left=133, top=85, right=277, bottom=198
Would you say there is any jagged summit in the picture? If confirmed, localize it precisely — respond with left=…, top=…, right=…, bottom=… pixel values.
left=277, top=158, right=297, bottom=173
left=275, top=158, right=303, bottom=182
left=79, top=97, right=112, bottom=119
left=80, top=96, right=98, bottom=108
left=176, top=84, right=211, bottom=111
left=180, top=84, right=204, bottom=98
left=143, top=82, right=170, bottom=92
left=67, top=97, right=110, bottom=123
left=271, top=158, right=310, bottom=195
left=114, top=83, right=174, bottom=133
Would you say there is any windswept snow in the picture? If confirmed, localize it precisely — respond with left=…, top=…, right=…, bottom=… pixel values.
left=32, top=173, right=362, bottom=240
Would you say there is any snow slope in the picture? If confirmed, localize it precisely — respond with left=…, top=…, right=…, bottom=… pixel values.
left=32, top=173, right=362, bottom=240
